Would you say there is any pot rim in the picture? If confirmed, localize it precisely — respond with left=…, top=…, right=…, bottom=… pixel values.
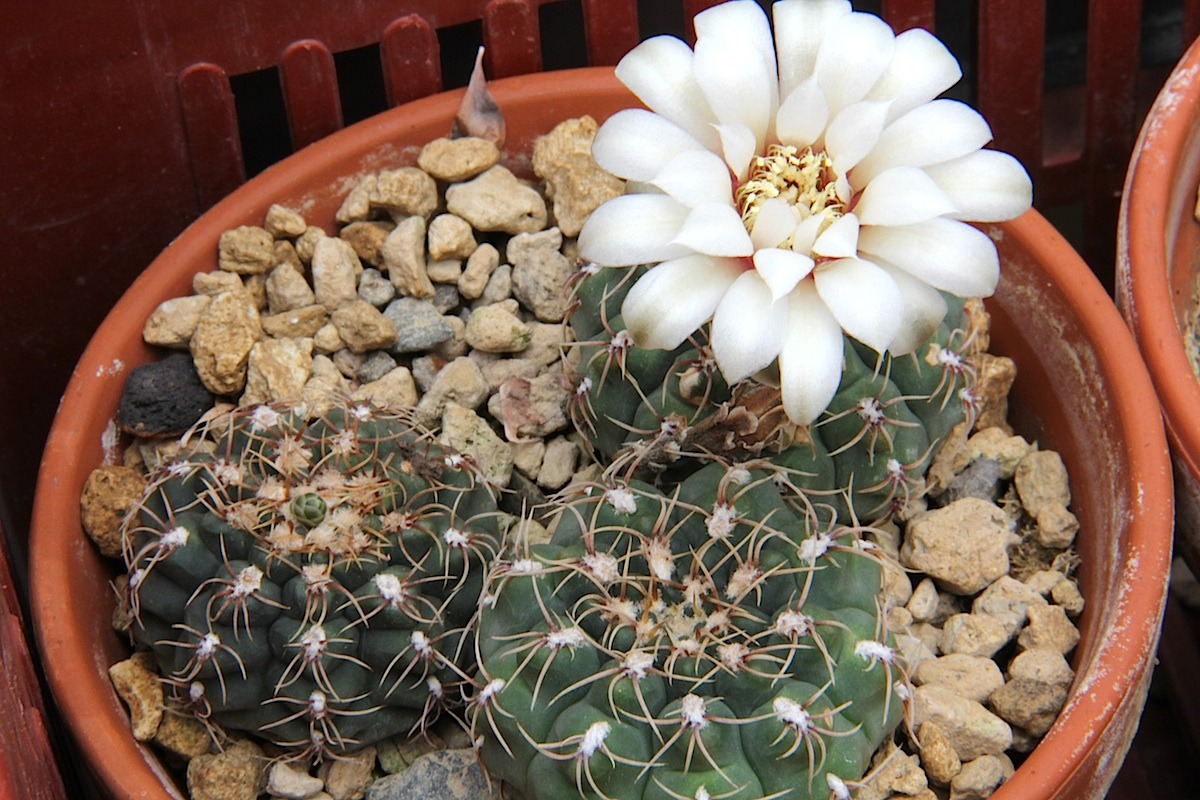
left=30, top=66, right=1172, bottom=800
left=1118, top=36, right=1200, bottom=483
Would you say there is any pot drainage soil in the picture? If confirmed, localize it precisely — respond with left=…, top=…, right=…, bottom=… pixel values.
left=80, top=118, right=1083, bottom=800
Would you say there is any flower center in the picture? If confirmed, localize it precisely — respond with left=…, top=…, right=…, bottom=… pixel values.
left=736, top=144, right=844, bottom=242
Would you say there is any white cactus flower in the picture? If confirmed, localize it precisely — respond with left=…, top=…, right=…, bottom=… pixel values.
left=578, top=0, right=1032, bottom=425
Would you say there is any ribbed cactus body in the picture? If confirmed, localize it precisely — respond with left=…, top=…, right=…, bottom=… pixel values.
left=568, top=267, right=973, bottom=525
left=122, top=401, right=500, bottom=756
left=474, top=469, right=904, bottom=800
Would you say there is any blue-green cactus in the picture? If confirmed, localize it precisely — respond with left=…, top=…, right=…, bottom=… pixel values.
left=121, top=399, right=501, bottom=758
left=473, top=465, right=908, bottom=800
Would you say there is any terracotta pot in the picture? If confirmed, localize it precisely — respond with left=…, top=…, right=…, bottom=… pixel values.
left=1118, top=37, right=1200, bottom=576
left=31, top=67, right=1172, bottom=800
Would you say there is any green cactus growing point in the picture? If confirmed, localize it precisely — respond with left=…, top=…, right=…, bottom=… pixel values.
left=121, top=399, right=501, bottom=759
left=473, top=466, right=908, bottom=800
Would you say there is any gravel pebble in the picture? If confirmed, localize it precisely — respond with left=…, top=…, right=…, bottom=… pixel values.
left=364, top=749, right=494, bottom=800
left=384, top=298, right=454, bottom=354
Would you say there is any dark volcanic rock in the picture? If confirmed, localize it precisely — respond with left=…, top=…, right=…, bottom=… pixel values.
left=118, top=353, right=214, bottom=436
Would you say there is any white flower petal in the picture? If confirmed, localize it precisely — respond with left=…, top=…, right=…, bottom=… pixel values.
left=812, top=213, right=860, bottom=258
left=694, top=35, right=773, bottom=152
left=694, top=0, right=779, bottom=132
left=814, top=257, right=904, bottom=352
left=825, top=100, right=891, bottom=175
left=650, top=149, right=734, bottom=207
left=712, top=271, right=789, bottom=382
left=615, top=36, right=721, bottom=150
left=773, top=0, right=853, bottom=99
left=622, top=255, right=743, bottom=349
left=854, top=166, right=957, bottom=226
left=852, top=99, right=994, bottom=187
left=857, top=218, right=1000, bottom=297
left=753, top=248, right=814, bottom=300
left=924, top=150, right=1033, bottom=222
left=751, top=198, right=799, bottom=250
left=866, top=28, right=962, bottom=123
left=779, top=281, right=845, bottom=424
left=713, top=123, right=760, bottom=181
left=592, top=109, right=708, bottom=182
left=578, top=194, right=692, bottom=266
left=815, top=12, right=896, bottom=116
left=790, top=215, right=825, bottom=256
left=875, top=261, right=949, bottom=354
left=671, top=202, right=755, bottom=257
left=776, top=77, right=830, bottom=150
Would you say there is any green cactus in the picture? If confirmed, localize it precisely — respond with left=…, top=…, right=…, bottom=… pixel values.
left=472, top=466, right=907, bottom=800
left=121, top=399, right=501, bottom=758
left=566, top=266, right=978, bottom=526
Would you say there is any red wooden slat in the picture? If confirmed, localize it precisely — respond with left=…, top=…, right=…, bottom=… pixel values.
left=381, top=15, right=443, bottom=106
left=881, top=0, right=936, bottom=33
left=177, top=63, right=246, bottom=210
left=0, top=526, right=67, bottom=800
left=1083, top=0, right=1141, bottom=289
left=280, top=39, right=344, bottom=151
left=977, top=0, right=1044, bottom=193
left=484, top=0, right=542, bottom=79
left=1188, top=1, right=1200, bottom=46
left=581, top=0, right=639, bottom=66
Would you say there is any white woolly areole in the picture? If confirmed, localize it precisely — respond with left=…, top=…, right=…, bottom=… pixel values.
left=799, top=533, right=834, bottom=562
left=509, top=558, right=542, bottom=575
left=581, top=552, right=620, bottom=584
left=774, top=610, right=814, bottom=638
left=645, top=538, right=675, bottom=581
left=167, top=461, right=195, bottom=477
left=579, top=721, right=611, bottom=758
left=302, top=564, right=332, bottom=591
left=725, top=562, right=762, bottom=600
left=197, top=632, right=220, bottom=658
left=694, top=789, right=711, bottom=800
left=301, top=626, right=328, bottom=660
left=828, top=773, right=851, bottom=800
left=212, top=460, right=243, bottom=484
left=352, top=404, right=373, bottom=421
left=718, top=642, right=749, bottom=671
left=374, top=573, right=408, bottom=605
left=855, top=639, right=896, bottom=664
left=726, top=466, right=752, bottom=486
left=410, top=630, right=433, bottom=657
left=479, top=678, right=506, bottom=704
left=773, top=697, right=812, bottom=732
left=706, top=503, right=737, bottom=539
left=309, top=690, right=327, bottom=716
left=256, top=477, right=288, bottom=502
left=233, top=565, right=264, bottom=597
left=161, top=526, right=190, bottom=549
left=188, top=681, right=205, bottom=702
left=623, top=650, right=655, bottom=679
left=610, top=330, right=634, bottom=351
left=428, top=676, right=444, bottom=698
left=250, top=405, right=281, bottom=431
left=444, top=528, right=470, bottom=548
left=546, top=627, right=587, bottom=650
left=680, top=694, right=708, bottom=728
left=894, top=680, right=911, bottom=701
left=605, top=486, right=638, bottom=514
left=575, top=376, right=593, bottom=396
